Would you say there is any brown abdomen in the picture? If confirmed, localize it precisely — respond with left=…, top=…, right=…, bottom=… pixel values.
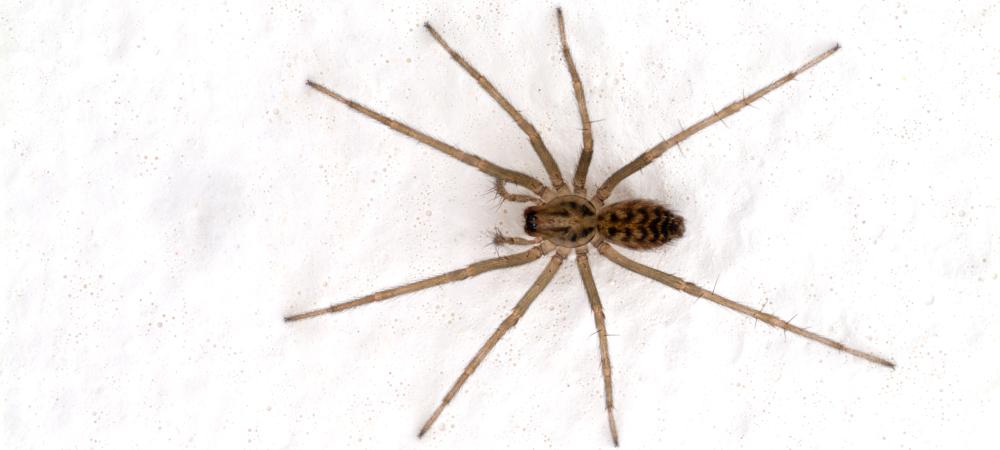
left=597, top=200, right=685, bottom=250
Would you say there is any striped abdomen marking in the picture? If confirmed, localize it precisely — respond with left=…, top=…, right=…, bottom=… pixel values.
left=597, top=200, right=685, bottom=250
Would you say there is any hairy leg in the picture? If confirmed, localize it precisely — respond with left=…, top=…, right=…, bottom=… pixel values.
left=556, top=8, right=595, bottom=195
left=575, top=248, right=620, bottom=446
left=424, top=23, right=567, bottom=191
left=493, top=229, right=541, bottom=247
left=306, top=80, right=548, bottom=196
left=595, top=45, right=840, bottom=202
left=596, top=242, right=894, bottom=368
left=285, top=244, right=552, bottom=322
left=493, top=178, right=541, bottom=204
left=419, top=250, right=568, bottom=438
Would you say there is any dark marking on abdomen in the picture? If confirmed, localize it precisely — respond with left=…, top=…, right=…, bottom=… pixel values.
left=597, top=199, right=685, bottom=250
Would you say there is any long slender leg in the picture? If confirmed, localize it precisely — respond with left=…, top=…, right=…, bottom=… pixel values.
left=424, top=23, right=567, bottom=191
left=492, top=229, right=541, bottom=247
left=418, top=251, right=568, bottom=438
left=493, top=178, right=541, bottom=204
left=306, top=80, right=548, bottom=197
left=594, top=45, right=840, bottom=202
left=556, top=8, right=595, bottom=195
left=285, top=244, right=551, bottom=322
left=575, top=248, right=620, bottom=446
left=596, top=242, right=894, bottom=368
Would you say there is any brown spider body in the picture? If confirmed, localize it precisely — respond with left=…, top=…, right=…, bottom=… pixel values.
left=525, top=197, right=685, bottom=250
left=523, top=195, right=597, bottom=247
left=596, top=200, right=685, bottom=250
left=291, top=10, right=892, bottom=446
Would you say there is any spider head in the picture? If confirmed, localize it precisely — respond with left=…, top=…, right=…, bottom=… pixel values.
left=523, top=195, right=598, bottom=248
left=524, top=210, right=539, bottom=233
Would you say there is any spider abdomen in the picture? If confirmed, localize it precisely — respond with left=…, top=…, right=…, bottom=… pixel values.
left=597, top=200, right=685, bottom=250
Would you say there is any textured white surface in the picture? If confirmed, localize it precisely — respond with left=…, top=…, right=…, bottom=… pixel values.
left=3, top=0, right=999, bottom=448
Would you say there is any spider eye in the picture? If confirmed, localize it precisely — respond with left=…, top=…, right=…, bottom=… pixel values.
left=524, top=212, right=538, bottom=234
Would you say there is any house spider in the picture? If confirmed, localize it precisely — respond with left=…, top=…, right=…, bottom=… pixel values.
left=287, top=8, right=894, bottom=446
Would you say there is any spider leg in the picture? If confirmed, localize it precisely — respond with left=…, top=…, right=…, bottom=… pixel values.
left=595, top=242, right=894, bottom=368
left=493, top=178, right=541, bottom=204
left=594, top=44, right=840, bottom=202
left=305, top=80, right=548, bottom=197
left=418, top=251, right=568, bottom=438
left=575, top=248, right=620, bottom=447
left=556, top=8, right=595, bottom=195
left=492, top=229, right=541, bottom=247
left=284, top=244, right=552, bottom=322
left=424, top=23, right=567, bottom=192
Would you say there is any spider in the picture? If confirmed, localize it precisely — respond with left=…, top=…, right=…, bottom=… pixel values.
left=287, top=8, right=894, bottom=446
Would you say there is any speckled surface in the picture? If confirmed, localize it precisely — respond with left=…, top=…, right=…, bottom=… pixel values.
left=3, top=0, right=999, bottom=448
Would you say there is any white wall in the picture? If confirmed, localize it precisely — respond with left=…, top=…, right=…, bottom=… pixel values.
left=3, top=0, right=998, bottom=448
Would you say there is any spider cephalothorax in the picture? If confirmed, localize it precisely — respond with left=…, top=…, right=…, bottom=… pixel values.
left=289, top=8, right=892, bottom=447
left=525, top=197, right=685, bottom=250
left=523, top=195, right=597, bottom=247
